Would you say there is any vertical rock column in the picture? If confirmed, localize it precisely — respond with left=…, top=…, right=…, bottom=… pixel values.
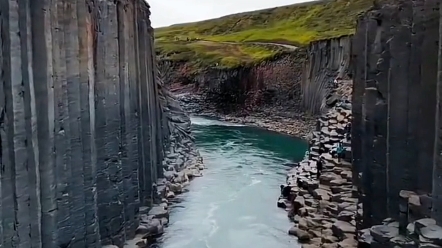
left=364, top=10, right=389, bottom=225
left=0, top=0, right=170, bottom=246
left=352, top=0, right=441, bottom=228
left=350, top=15, right=365, bottom=196
left=417, top=0, right=439, bottom=194
left=370, top=7, right=389, bottom=225
left=34, top=0, right=101, bottom=247
left=136, top=2, right=153, bottom=206
left=78, top=0, right=102, bottom=246
left=0, top=0, right=41, bottom=247
left=351, top=10, right=388, bottom=227
left=94, top=0, right=126, bottom=245
left=126, top=1, right=142, bottom=225
left=117, top=0, right=139, bottom=238
left=386, top=0, right=415, bottom=219
left=433, top=0, right=442, bottom=225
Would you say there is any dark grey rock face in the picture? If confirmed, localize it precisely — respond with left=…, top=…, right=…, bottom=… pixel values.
left=301, top=35, right=352, bottom=115
left=0, top=0, right=195, bottom=247
left=352, top=0, right=442, bottom=230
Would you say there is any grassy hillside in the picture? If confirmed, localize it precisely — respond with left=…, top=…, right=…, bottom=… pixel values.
left=155, top=0, right=372, bottom=69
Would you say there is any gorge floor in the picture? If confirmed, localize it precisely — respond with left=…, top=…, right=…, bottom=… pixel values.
left=156, top=116, right=308, bottom=248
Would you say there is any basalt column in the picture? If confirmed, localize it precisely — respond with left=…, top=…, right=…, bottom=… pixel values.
left=433, top=0, right=442, bottom=225
left=351, top=8, right=388, bottom=227
left=0, top=0, right=41, bottom=247
left=352, top=0, right=441, bottom=227
left=0, top=0, right=170, bottom=247
left=416, top=0, right=440, bottom=197
left=386, top=0, right=416, bottom=220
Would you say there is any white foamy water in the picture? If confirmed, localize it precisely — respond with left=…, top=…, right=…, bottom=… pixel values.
left=190, top=116, right=245, bottom=127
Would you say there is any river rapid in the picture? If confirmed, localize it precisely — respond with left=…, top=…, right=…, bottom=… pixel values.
left=157, top=116, right=307, bottom=248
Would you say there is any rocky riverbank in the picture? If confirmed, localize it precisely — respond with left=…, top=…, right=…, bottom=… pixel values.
left=120, top=82, right=207, bottom=248
left=277, top=76, right=442, bottom=248
left=276, top=78, right=357, bottom=248
left=278, top=102, right=356, bottom=248
left=176, top=92, right=316, bottom=138
left=122, top=144, right=205, bottom=248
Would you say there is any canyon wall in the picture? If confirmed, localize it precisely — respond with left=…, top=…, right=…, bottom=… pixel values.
left=0, top=0, right=199, bottom=247
left=167, top=52, right=307, bottom=114
left=168, top=36, right=353, bottom=117
left=351, top=0, right=442, bottom=233
left=301, top=35, right=352, bottom=114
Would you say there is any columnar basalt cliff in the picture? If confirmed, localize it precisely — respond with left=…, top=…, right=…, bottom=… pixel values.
left=352, top=0, right=439, bottom=225
left=0, top=0, right=202, bottom=247
left=301, top=35, right=352, bottom=114
left=170, top=52, right=306, bottom=114
left=276, top=0, right=442, bottom=246
left=171, top=36, right=353, bottom=117
left=351, top=0, right=442, bottom=246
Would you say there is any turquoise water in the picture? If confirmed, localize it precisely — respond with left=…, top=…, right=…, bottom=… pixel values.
left=158, top=116, right=307, bottom=248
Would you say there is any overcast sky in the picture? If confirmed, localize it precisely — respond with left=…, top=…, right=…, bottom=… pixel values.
left=149, top=0, right=310, bottom=28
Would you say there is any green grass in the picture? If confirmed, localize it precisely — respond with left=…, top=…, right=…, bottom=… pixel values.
left=156, top=40, right=283, bottom=70
left=155, top=0, right=373, bottom=69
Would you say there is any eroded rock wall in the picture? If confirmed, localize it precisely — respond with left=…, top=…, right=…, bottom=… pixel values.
left=301, top=36, right=352, bottom=114
left=167, top=52, right=306, bottom=114
left=0, top=0, right=198, bottom=247
left=352, top=0, right=442, bottom=228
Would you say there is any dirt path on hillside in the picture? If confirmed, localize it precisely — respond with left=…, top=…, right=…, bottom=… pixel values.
left=196, top=40, right=298, bottom=50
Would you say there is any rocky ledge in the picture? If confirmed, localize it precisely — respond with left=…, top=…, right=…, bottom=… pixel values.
left=277, top=74, right=442, bottom=248
left=279, top=103, right=356, bottom=248
left=277, top=79, right=357, bottom=248
left=358, top=190, right=442, bottom=247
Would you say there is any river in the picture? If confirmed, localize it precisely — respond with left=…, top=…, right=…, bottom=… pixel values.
left=157, top=116, right=307, bottom=248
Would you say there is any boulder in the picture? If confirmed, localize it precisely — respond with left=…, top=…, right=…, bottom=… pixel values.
left=369, top=225, right=399, bottom=243
left=312, top=188, right=330, bottom=201
left=288, top=226, right=311, bottom=242
left=322, top=234, right=339, bottom=243
left=419, top=224, right=442, bottom=245
left=332, top=221, right=356, bottom=239
left=293, top=196, right=305, bottom=211
left=166, top=191, right=175, bottom=199
left=277, top=198, right=287, bottom=209
left=337, top=211, right=354, bottom=222
left=389, top=235, right=416, bottom=247
left=415, top=218, right=437, bottom=232
left=338, top=238, right=357, bottom=248
left=358, top=228, right=373, bottom=245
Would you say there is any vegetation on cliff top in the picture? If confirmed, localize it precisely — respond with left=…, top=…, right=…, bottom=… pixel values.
left=155, top=0, right=372, bottom=69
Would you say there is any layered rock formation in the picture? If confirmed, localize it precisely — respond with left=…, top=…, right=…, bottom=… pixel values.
left=0, top=0, right=202, bottom=247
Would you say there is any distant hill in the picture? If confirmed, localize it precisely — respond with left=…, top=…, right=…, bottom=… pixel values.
left=154, top=0, right=373, bottom=69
